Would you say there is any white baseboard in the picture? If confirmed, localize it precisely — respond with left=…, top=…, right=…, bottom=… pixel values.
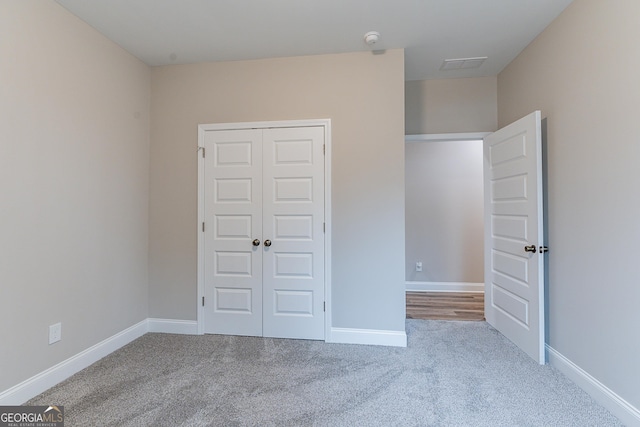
left=406, top=281, right=484, bottom=293
left=148, top=318, right=198, bottom=335
left=547, top=345, right=640, bottom=426
left=0, top=319, right=148, bottom=406
left=329, top=327, right=407, bottom=347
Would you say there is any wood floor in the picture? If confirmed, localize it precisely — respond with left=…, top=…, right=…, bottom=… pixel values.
left=406, top=292, right=485, bottom=321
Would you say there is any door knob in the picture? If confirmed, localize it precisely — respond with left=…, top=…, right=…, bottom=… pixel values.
left=524, top=245, right=537, bottom=253
left=264, top=239, right=272, bottom=247
left=252, top=239, right=260, bottom=247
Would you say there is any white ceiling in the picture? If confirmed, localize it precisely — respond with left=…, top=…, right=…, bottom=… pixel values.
left=55, top=0, right=573, bottom=81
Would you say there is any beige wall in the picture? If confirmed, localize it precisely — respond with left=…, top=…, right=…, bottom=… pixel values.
left=405, top=141, right=484, bottom=283
left=405, top=77, right=497, bottom=135
left=150, top=50, right=406, bottom=331
left=499, top=0, right=640, bottom=411
left=0, top=2, right=150, bottom=392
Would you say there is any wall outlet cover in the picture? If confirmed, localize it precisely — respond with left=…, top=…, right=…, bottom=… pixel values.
left=49, top=323, right=61, bottom=344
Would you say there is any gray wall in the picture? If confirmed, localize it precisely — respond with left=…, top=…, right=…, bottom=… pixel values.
left=405, top=77, right=497, bottom=135
left=150, top=51, right=406, bottom=332
left=405, top=141, right=484, bottom=282
left=498, top=0, right=640, bottom=410
left=0, top=2, right=150, bottom=392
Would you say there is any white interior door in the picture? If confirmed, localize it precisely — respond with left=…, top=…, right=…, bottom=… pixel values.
left=262, top=127, right=325, bottom=340
left=204, top=129, right=263, bottom=336
left=483, top=111, right=546, bottom=364
left=203, top=126, right=325, bottom=340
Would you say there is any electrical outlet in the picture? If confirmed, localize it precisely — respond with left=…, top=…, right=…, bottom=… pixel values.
left=416, top=261, right=422, bottom=272
left=49, top=323, right=61, bottom=344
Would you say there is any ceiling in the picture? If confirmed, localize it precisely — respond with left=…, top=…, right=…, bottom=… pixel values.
left=55, top=0, right=573, bottom=81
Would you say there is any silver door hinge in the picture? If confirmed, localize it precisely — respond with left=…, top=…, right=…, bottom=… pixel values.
left=323, top=144, right=325, bottom=155
left=202, top=147, right=206, bottom=158
left=323, top=222, right=325, bottom=233
left=202, top=222, right=205, bottom=232
left=323, top=302, right=326, bottom=312
left=202, top=297, right=205, bottom=306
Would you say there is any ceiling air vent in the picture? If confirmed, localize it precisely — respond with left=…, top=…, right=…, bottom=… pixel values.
left=440, top=57, right=488, bottom=70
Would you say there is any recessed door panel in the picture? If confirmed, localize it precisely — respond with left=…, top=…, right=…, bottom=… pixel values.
left=215, top=288, right=252, bottom=313
left=274, top=178, right=313, bottom=202
left=273, top=290, right=314, bottom=316
left=491, top=250, right=528, bottom=284
left=492, top=175, right=527, bottom=201
left=215, top=215, right=252, bottom=239
left=491, top=284, right=529, bottom=327
left=273, top=139, right=313, bottom=165
left=215, top=141, right=252, bottom=166
left=492, top=215, right=528, bottom=241
left=215, top=251, right=252, bottom=276
left=273, top=253, right=313, bottom=278
left=216, top=179, right=252, bottom=203
left=274, top=215, right=313, bottom=240
left=490, top=134, right=526, bottom=166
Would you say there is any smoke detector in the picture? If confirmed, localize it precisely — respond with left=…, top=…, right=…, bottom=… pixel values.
left=364, top=31, right=380, bottom=46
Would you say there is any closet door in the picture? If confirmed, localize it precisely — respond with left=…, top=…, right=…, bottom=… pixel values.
left=262, top=127, right=325, bottom=340
left=202, top=125, right=325, bottom=340
left=204, top=129, right=263, bottom=336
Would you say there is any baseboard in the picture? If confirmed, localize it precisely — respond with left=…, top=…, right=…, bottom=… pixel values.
left=148, top=318, right=198, bottom=335
left=0, top=319, right=148, bottom=406
left=329, top=327, right=407, bottom=347
left=547, top=345, right=640, bottom=426
left=406, top=281, right=484, bottom=293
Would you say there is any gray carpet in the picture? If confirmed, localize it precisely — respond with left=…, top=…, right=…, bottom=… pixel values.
left=27, top=320, right=622, bottom=426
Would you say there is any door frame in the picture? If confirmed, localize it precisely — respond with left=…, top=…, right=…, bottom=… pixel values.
left=196, top=119, right=332, bottom=338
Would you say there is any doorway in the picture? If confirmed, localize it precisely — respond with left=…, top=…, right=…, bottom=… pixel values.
left=404, top=133, right=487, bottom=321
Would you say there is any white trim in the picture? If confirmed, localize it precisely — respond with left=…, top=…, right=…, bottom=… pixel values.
left=328, top=327, right=407, bottom=347
left=148, top=319, right=198, bottom=335
left=196, top=119, right=332, bottom=339
left=197, top=125, right=206, bottom=335
left=547, top=345, right=640, bottom=426
left=0, top=320, right=147, bottom=406
left=406, top=281, right=484, bottom=293
left=323, top=121, right=333, bottom=343
left=405, top=132, right=491, bottom=143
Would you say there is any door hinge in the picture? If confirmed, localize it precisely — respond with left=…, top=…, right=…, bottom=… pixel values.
left=202, top=147, right=206, bottom=158
left=323, top=301, right=326, bottom=312
left=202, top=222, right=205, bottom=232
left=323, top=222, right=325, bottom=233
left=323, top=144, right=325, bottom=155
left=202, top=296, right=205, bottom=306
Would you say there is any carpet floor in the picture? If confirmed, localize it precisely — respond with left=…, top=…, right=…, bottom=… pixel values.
left=27, top=320, right=621, bottom=426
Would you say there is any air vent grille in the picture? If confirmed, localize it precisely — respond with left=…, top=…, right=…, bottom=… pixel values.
left=440, top=57, right=488, bottom=70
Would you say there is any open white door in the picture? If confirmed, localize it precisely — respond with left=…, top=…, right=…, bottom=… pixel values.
left=484, top=111, right=546, bottom=364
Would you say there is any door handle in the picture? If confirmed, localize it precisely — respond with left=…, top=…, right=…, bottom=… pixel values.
left=264, top=239, right=272, bottom=247
left=252, top=239, right=260, bottom=247
left=524, top=245, right=537, bottom=253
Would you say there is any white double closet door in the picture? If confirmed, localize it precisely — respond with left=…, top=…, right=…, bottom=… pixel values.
left=203, top=126, right=325, bottom=340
